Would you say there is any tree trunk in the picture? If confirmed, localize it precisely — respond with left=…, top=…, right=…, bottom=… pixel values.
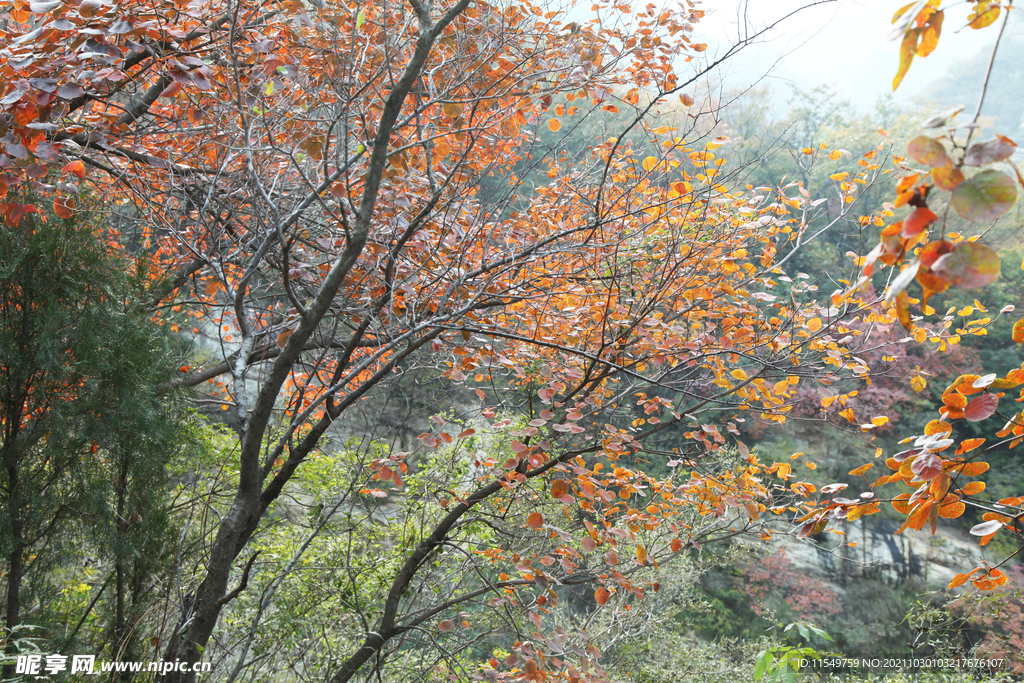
left=153, top=3, right=471, bottom=679
left=3, top=467, right=23, bottom=681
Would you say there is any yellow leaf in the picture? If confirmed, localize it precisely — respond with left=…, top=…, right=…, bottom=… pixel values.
left=871, top=416, right=889, bottom=427
left=807, top=317, right=822, bottom=332
left=731, top=369, right=749, bottom=381
left=893, top=28, right=920, bottom=91
left=911, top=375, right=927, bottom=392
left=642, top=156, right=659, bottom=172
left=636, top=545, right=647, bottom=564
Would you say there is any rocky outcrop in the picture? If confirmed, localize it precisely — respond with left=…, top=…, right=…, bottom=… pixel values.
left=776, top=518, right=988, bottom=591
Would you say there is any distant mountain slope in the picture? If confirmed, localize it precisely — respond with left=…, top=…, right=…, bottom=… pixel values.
left=915, top=21, right=1024, bottom=136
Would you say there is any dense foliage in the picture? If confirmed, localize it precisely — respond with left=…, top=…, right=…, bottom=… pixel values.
left=0, top=0, right=1023, bottom=681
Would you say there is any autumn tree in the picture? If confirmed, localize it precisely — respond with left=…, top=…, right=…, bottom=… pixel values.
left=0, top=0, right=902, bottom=680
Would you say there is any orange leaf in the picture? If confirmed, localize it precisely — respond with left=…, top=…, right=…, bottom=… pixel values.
left=939, top=500, right=965, bottom=519
left=594, top=587, right=611, bottom=605
left=959, top=462, right=990, bottom=477
left=895, top=290, right=912, bottom=330
left=849, top=463, right=874, bottom=476
left=550, top=480, right=570, bottom=499
left=932, top=165, right=965, bottom=191
left=892, top=493, right=913, bottom=515
left=960, top=481, right=986, bottom=496
left=636, top=545, right=647, bottom=564
left=53, top=196, right=74, bottom=219
left=943, top=393, right=968, bottom=409
left=547, top=118, right=561, bottom=132
left=527, top=512, right=544, bottom=529
left=948, top=572, right=972, bottom=588
left=907, top=501, right=934, bottom=530
left=62, top=160, right=86, bottom=179
left=955, top=438, right=985, bottom=455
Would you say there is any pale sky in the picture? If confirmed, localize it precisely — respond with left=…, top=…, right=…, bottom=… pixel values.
left=697, top=0, right=1010, bottom=113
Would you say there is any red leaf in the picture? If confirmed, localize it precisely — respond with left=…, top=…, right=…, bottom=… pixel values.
left=901, top=207, right=936, bottom=237
left=910, top=452, right=943, bottom=481
left=964, top=393, right=999, bottom=422
left=160, top=81, right=183, bottom=98
left=963, top=135, right=1017, bottom=166
left=918, top=240, right=954, bottom=267
left=6, top=204, right=25, bottom=227
left=527, top=512, right=544, bottom=530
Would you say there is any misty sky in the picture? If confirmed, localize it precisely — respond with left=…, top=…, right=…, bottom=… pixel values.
left=698, top=0, right=1014, bottom=114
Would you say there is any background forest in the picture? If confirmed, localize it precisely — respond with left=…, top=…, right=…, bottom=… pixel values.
left=2, top=0, right=1024, bottom=682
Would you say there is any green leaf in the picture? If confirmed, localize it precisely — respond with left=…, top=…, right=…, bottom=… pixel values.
left=950, top=169, right=1017, bottom=222
left=808, top=624, right=833, bottom=641
left=907, top=135, right=951, bottom=167
left=753, top=650, right=772, bottom=681
left=797, top=624, right=809, bottom=641
left=356, top=9, right=365, bottom=29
